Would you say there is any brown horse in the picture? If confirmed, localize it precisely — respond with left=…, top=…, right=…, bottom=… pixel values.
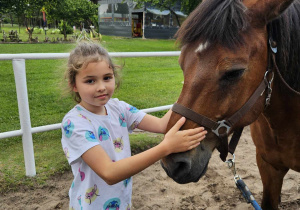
left=161, top=0, right=300, bottom=209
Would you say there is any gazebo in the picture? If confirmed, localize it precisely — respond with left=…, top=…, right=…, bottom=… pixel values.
left=97, top=0, right=186, bottom=39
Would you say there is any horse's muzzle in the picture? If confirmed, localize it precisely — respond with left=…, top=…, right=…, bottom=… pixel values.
left=160, top=149, right=211, bottom=184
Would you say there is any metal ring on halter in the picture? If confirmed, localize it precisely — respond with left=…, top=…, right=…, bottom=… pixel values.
left=212, top=120, right=231, bottom=137
left=264, top=71, right=274, bottom=107
left=264, top=70, right=274, bottom=85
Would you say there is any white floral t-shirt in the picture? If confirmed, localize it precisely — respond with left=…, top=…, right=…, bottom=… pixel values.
left=61, top=98, right=146, bottom=210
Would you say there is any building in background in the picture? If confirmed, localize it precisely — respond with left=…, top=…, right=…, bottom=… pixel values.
left=98, top=0, right=186, bottom=39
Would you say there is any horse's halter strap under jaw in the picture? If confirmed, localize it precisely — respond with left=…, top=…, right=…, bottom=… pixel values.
left=172, top=39, right=276, bottom=162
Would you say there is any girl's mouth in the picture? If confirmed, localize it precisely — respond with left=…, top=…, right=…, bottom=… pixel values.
left=95, top=94, right=108, bottom=99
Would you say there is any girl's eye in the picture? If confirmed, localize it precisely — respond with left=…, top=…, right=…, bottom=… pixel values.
left=86, top=79, right=95, bottom=84
left=104, top=76, right=113, bottom=81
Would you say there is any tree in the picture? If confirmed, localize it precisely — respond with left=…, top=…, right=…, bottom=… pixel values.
left=0, top=0, right=13, bottom=29
left=45, top=0, right=73, bottom=40
left=181, top=0, right=202, bottom=14
left=6, top=0, right=46, bottom=40
left=71, top=0, right=98, bottom=30
left=0, top=0, right=10, bottom=16
left=22, top=0, right=45, bottom=41
left=46, top=0, right=98, bottom=40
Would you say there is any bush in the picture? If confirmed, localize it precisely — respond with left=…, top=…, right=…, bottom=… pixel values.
left=59, top=25, right=73, bottom=35
left=33, top=27, right=43, bottom=34
left=2, top=17, right=10, bottom=24
left=51, top=29, right=61, bottom=34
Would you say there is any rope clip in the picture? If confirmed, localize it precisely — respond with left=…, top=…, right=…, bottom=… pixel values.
left=225, top=153, right=236, bottom=176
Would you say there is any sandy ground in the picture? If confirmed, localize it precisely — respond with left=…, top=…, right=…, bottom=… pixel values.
left=1, top=126, right=300, bottom=210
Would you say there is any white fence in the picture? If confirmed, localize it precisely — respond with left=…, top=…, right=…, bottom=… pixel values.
left=0, top=51, right=181, bottom=177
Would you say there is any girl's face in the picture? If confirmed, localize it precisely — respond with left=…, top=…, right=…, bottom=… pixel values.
left=73, top=60, right=115, bottom=115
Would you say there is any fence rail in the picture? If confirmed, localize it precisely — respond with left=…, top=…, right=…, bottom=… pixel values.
left=0, top=51, right=180, bottom=177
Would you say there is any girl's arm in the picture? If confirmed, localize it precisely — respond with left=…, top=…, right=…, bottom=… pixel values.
left=137, top=109, right=173, bottom=133
left=82, top=117, right=206, bottom=185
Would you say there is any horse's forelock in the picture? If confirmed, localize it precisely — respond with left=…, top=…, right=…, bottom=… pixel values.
left=176, top=0, right=249, bottom=49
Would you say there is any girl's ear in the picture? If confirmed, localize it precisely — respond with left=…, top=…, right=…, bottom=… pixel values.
left=245, top=0, right=294, bottom=27
left=70, top=82, right=78, bottom=92
left=73, top=86, right=78, bottom=92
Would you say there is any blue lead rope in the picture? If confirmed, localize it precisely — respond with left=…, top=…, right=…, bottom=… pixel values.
left=235, top=176, right=262, bottom=210
left=226, top=154, right=262, bottom=210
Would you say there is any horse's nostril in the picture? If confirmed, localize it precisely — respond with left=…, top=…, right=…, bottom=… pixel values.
left=172, top=160, right=192, bottom=179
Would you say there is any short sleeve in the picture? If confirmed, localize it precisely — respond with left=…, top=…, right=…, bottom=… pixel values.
left=118, top=100, right=146, bottom=133
left=61, top=114, right=99, bottom=165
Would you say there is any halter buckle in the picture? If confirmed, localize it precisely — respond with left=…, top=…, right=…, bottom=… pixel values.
left=212, top=120, right=231, bottom=137
left=263, top=71, right=274, bottom=107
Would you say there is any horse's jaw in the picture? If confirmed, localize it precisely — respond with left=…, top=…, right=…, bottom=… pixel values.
left=160, top=143, right=212, bottom=184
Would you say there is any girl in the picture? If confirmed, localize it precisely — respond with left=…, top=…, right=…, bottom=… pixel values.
left=61, top=42, right=207, bottom=210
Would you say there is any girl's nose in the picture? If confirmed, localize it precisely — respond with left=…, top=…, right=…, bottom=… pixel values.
left=97, top=83, right=106, bottom=92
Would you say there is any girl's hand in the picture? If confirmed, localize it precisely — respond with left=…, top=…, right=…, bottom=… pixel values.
left=161, top=117, right=207, bottom=154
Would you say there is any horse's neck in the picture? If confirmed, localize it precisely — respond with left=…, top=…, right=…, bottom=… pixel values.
left=263, top=75, right=300, bottom=133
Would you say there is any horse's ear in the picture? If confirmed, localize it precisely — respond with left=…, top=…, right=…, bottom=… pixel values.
left=245, top=0, right=294, bottom=26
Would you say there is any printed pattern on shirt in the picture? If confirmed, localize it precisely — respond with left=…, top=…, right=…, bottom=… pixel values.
left=61, top=99, right=146, bottom=210
left=98, top=126, right=110, bottom=141
left=63, top=119, right=74, bottom=138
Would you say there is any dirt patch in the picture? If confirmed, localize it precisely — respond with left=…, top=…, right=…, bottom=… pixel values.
left=1, top=127, right=300, bottom=209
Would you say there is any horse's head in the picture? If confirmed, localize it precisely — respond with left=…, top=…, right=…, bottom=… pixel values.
left=161, top=0, right=295, bottom=184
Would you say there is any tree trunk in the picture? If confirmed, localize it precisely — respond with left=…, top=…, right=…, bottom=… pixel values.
left=170, top=10, right=181, bottom=27
left=10, top=13, right=14, bottom=27
left=64, top=32, right=67, bottom=41
left=28, top=29, right=33, bottom=42
left=64, top=24, right=67, bottom=41
left=18, top=18, right=21, bottom=33
left=156, top=3, right=182, bottom=27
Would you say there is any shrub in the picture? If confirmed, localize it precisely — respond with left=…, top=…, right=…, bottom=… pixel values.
left=33, top=27, right=43, bottom=34
left=58, top=24, right=73, bottom=35
left=51, top=29, right=61, bottom=34
left=2, top=17, right=10, bottom=24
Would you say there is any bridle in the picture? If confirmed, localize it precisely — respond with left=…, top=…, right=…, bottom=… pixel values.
left=172, top=38, right=276, bottom=162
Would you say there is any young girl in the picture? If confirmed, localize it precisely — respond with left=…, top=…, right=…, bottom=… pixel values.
left=61, top=42, right=207, bottom=210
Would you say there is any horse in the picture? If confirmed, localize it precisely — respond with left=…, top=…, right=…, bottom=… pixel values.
left=160, top=0, right=300, bottom=209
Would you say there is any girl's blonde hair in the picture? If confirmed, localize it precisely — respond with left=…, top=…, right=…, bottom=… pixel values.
left=65, top=42, right=121, bottom=103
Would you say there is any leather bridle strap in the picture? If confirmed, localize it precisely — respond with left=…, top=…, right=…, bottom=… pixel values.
left=224, top=78, right=269, bottom=126
left=228, top=127, right=244, bottom=154
left=172, top=76, right=269, bottom=161
left=172, top=103, right=219, bottom=130
left=271, top=53, right=300, bottom=96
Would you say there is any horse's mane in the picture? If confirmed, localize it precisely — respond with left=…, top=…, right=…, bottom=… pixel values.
left=175, top=0, right=249, bottom=49
left=176, top=0, right=300, bottom=91
left=268, top=1, right=300, bottom=91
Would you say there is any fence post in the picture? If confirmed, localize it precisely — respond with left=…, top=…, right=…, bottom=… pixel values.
left=12, top=59, right=36, bottom=176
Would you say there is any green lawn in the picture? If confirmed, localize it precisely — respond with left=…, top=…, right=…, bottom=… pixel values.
left=0, top=25, right=183, bottom=193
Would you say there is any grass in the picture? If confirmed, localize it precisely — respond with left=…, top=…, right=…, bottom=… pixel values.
left=0, top=25, right=183, bottom=193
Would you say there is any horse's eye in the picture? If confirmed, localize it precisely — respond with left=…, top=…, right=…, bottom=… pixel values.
left=220, top=69, right=245, bottom=83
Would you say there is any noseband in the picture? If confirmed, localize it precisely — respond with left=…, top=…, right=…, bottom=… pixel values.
left=172, top=39, right=276, bottom=161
